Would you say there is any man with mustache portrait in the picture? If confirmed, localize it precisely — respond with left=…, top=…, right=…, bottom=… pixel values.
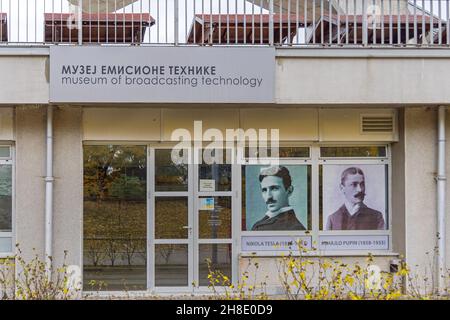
left=326, top=167, right=385, bottom=230
left=251, top=166, right=306, bottom=231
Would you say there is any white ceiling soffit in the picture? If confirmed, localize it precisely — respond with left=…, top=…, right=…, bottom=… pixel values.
left=334, top=0, right=410, bottom=15
left=260, top=0, right=342, bottom=18
left=67, top=0, right=138, bottom=12
left=67, top=0, right=413, bottom=16
left=408, top=2, right=437, bottom=18
left=260, top=0, right=413, bottom=16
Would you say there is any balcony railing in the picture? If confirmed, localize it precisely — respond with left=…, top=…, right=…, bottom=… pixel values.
left=0, top=0, right=449, bottom=47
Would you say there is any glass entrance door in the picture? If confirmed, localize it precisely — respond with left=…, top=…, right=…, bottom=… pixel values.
left=195, top=148, right=234, bottom=287
left=150, top=147, right=193, bottom=289
left=149, top=147, right=236, bottom=291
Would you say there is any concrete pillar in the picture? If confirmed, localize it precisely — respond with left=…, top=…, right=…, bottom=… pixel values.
left=53, top=106, right=83, bottom=270
left=15, top=106, right=83, bottom=273
left=404, top=107, right=438, bottom=294
left=15, top=106, right=46, bottom=261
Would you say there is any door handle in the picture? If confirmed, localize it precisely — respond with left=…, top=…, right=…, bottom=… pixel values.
left=182, top=226, right=193, bottom=235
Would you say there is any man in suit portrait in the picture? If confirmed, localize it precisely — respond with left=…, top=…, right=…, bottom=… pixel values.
left=251, top=166, right=306, bottom=231
left=326, top=167, right=385, bottom=230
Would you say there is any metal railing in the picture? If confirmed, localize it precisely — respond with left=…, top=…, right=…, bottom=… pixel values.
left=0, top=0, right=449, bottom=46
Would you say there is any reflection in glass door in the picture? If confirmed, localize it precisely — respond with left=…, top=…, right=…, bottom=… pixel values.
left=83, top=145, right=147, bottom=291
left=195, top=148, right=234, bottom=287
left=150, top=148, right=193, bottom=288
left=149, top=147, right=236, bottom=291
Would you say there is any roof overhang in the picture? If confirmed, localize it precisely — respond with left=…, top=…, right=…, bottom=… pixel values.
left=259, top=0, right=341, bottom=19
left=67, top=0, right=138, bottom=12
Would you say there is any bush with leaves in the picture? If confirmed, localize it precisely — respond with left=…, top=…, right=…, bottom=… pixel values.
left=0, top=245, right=81, bottom=300
left=205, top=257, right=269, bottom=300
left=277, top=248, right=407, bottom=300
left=206, top=242, right=450, bottom=300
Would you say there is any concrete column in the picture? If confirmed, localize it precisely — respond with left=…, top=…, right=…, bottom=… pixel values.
left=15, top=105, right=83, bottom=272
left=52, top=106, right=83, bottom=270
left=15, top=106, right=46, bottom=260
left=404, top=107, right=438, bottom=293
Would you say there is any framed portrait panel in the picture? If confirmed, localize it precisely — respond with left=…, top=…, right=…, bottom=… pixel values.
left=243, top=165, right=309, bottom=231
left=321, top=164, right=388, bottom=231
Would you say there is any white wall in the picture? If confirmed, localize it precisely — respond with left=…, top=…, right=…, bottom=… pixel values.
left=15, top=106, right=46, bottom=260
left=239, top=255, right=393, bottom=295
left=276, top=55, right=450, bottom=105
left=0, top=57, right=48, bottom=104
left=403, top=107, right=450, bottom=292
left=0, top=108, right=14, bottom=140
left=53, top=107, right=83, bottom=269
left=83, top=107, right=397, bottom=142
left=11, top=104, right=450, bottom=294
left=3, top=50, right=450, bottom=106
left=15, top=106, right=82, bottom=270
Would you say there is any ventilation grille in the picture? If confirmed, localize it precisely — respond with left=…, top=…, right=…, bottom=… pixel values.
left=361, top=115, right=394, bottom=133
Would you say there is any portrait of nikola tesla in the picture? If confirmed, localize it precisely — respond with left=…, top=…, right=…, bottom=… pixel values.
left=251, top=166, right=306, bottom=231
left=325, top=166, right=385, bottom=231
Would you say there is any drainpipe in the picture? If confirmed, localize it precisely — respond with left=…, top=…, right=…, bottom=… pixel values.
left=45, top=105, right=54, bottom=278
left=436, top=106, right=447, bottom=295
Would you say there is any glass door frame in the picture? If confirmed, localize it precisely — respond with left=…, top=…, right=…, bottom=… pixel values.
left=193, top=147, right=239, bottom=291
left=148, top=144, right=194, bottom=292
left=148, top=143, right=239, bottom=293
left=0, top=153, right=14, bottom=256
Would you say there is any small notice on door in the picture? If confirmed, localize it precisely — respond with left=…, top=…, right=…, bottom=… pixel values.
left=199, top=198, right=215, bottom=211
left=199, top=179, right=215, bottom=192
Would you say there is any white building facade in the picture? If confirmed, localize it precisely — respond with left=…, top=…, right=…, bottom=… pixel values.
left=0, top=0, right=449, bottom=295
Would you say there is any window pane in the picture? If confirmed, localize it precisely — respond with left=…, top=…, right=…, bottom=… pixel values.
left=199, top=244, right=232, bottom=287
left=199, top=149, right=232, bottom=192
left=0, top=237, right=12, bottom=252
left=320, top=164, right=388, bottom=231
left=199, top=197, right=231, bottom=239
left=155, top=244, right=188, bottom=287
left=279, top=147, right=310, bottom=158
left=246, top=146, right=309, bottom=158
left=320, top=146, right=386, bottom=158
left=155, top=149, right=188, bottom=192
left=155, top=197, right=188, bottom=239
left=83, top=145, right=147, bottom=291
left=0, top=165, right=12, bottom=232
left=0, top=146, right=10, bottom=158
